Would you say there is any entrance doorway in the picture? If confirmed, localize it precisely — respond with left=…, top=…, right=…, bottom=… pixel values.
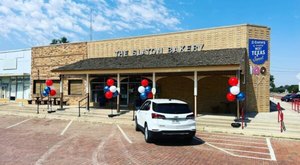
left=120, top=83, right=128, bottom=107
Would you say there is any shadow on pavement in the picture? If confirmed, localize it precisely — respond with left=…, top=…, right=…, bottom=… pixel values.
left=153, top=136, right=205, bottom=146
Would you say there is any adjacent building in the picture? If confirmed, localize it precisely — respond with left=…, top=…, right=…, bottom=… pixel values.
left=0, top=49, right=31, bottom=103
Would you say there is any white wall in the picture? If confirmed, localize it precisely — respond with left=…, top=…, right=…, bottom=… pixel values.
left=0, top=49, right=31, bottom=75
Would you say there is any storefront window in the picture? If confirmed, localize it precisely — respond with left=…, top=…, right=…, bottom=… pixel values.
left=23, top=76, right=30, bottom=99
left=68, top=80, right=82, bottom=95
left=33, top=80, right=59, bottom=96
left=33, top=80, right=45, bottom=95
left=16, top=77, right=23, bottom=99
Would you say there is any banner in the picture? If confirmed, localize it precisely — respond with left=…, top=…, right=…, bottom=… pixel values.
left=249, top=39, right=268, bottom=65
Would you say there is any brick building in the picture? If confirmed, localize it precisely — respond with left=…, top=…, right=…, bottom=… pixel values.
left=31, top=24, right=270, bottom=115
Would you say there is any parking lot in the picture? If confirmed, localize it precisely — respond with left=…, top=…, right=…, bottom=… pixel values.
left=0, top=115, right=299, bottom=165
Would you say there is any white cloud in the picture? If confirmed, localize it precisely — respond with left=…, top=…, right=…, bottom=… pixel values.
left=0, top=0, right=181, bottom=47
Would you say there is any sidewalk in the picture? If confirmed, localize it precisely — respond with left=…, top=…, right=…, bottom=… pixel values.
left=0, top=103, right=135, bottom=125
left=1, top=99, right=300, bottom=139
left=196, top=97, right=300, bottom=140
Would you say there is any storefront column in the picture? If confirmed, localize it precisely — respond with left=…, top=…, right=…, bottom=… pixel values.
left=86, top=74, right=90, bottom=111
left=194, top=71, right=198, bottom=117
left=236, top=70, right=240, bottom=119
left=117, top=73, right=120, bottom=113
left=152, top=72, right=156, bottom=99
left=58, top=74, right=64, bottom=110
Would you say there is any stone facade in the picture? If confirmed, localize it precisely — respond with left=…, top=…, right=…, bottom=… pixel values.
left=31, top=43, right=88, bottom=104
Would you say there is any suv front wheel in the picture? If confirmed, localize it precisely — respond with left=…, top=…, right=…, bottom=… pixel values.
left=144, top=124, right=153, bottom=143
left=135, top=117, right=139, bottom=131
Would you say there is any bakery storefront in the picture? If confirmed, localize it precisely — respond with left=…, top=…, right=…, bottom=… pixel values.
left=31, top=24, right=270, bottom=116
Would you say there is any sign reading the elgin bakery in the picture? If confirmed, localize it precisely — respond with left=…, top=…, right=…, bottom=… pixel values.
left=249, top=39, right=268, bottom=65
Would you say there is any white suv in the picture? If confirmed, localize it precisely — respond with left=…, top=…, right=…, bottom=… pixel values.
left=135, top=99, right=196, bottom=143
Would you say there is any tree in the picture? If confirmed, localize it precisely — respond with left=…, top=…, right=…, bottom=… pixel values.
left=50, top=39, right=59, bottom=44
left=50, top=37, right=69, bottom=45
left=60, top=37, right=69, bottom=43
left=270, top=75, right=275, bottom=89
left=287, top=85, right=299, bottom=93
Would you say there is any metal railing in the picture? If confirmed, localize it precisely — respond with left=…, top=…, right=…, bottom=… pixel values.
left=78, top=93, right=89, bottom=117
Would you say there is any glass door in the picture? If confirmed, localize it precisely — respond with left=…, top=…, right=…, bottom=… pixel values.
left=10, top=77, right=16, bottom=101
left=120, top=83, right=128, bottom=107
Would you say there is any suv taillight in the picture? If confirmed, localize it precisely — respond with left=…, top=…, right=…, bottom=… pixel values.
left=152, top=113, right=166, bottom=119
left=186, top=114, right=195, bottom=119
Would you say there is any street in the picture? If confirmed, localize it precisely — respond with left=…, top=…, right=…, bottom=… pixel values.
left=0, top=115, right=299, bottom=165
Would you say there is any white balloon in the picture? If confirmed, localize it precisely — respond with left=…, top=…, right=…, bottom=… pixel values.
left=138, top=86, right=145, bottom=94
left=230, top=86, right=240, bottom=95
left=109, top=86, right=117, bottom=93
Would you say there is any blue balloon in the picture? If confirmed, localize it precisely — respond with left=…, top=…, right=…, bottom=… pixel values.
left=44, top=86, right=50, bottom=93
left=140, top=92, right=147, bottom=100
left=237, top=92, right=245, bottom=101
left=113, top=91, right=119, bottom=98
left=42, top=90, right=48, bottom=96
left=145, top=86, right=151, bottom=93
left=104, top=86, right=110, bottom=93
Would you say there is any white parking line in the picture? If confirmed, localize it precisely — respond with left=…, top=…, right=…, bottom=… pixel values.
left=116, top=124, right=132, bottom=144
left=224, top=148, right=270, bottom=155
left=198, top=134, right=265, bottom=142
left=194, top=136, right=276, bottom=161
left=208, top=142, right=269, bottom=149
left=266, top=138, right=277, bottom=161
left=202, top=137, right=267, bottom=145
left=60, top=119, right=74, bottom=136
left=198, top=140, right=273, bottom=161
left=6, top=118, right=32, bottom=129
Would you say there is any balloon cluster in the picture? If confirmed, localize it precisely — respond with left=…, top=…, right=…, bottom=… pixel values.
left=42, top=80, right=56, bottom=97
left=226, top=77, right=245, bottom=102
left=138, top=79, right=153, bottom=100
left=104, top=78, right=118, bottom=99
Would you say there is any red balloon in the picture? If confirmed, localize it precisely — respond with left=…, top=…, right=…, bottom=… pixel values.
left=228, top=77, right=238, bottom=86
left=50, top=89, right=56, bottom=96
left=141, top=79, right=149, bottom=87
left=106, top=79, right=114, bottom=86
left=46, top=80, right=53, bottom=86
left=147, top=92, right=153, bottom=99
left=105, top=91, right=113, bottom=99
left=226, top=93, right=236, bottom=102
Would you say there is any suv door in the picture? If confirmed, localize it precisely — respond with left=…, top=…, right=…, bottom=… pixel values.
left=137, top=101, right=151, bottom=127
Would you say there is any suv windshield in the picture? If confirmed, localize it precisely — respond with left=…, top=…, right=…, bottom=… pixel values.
left=153, top=103, right=191, bottom=114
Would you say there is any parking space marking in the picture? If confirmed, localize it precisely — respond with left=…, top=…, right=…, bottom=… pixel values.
left=60, top=118, right=74, bottom=136
left=266, top=138, right=277, bottom=161
left=6, top=118, right=32, bottom=129
left=198, top=133, right=265, bottom=142
left=208, top=142, right=269, bottom=149
left=200, top=141, right=274, bottom=161
left=117, top=124, right=132, bottom=144
left=194, top=135, right=276, bottom=161
left=224, top=148, right=270, bottom=155
left=202, top=137, right=267, bottom=145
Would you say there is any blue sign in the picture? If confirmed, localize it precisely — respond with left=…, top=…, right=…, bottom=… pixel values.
left=249, top=39, right=268, bottom=65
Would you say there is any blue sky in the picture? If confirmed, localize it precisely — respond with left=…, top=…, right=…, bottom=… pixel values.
left=0, top=0, right=299, bottom=86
